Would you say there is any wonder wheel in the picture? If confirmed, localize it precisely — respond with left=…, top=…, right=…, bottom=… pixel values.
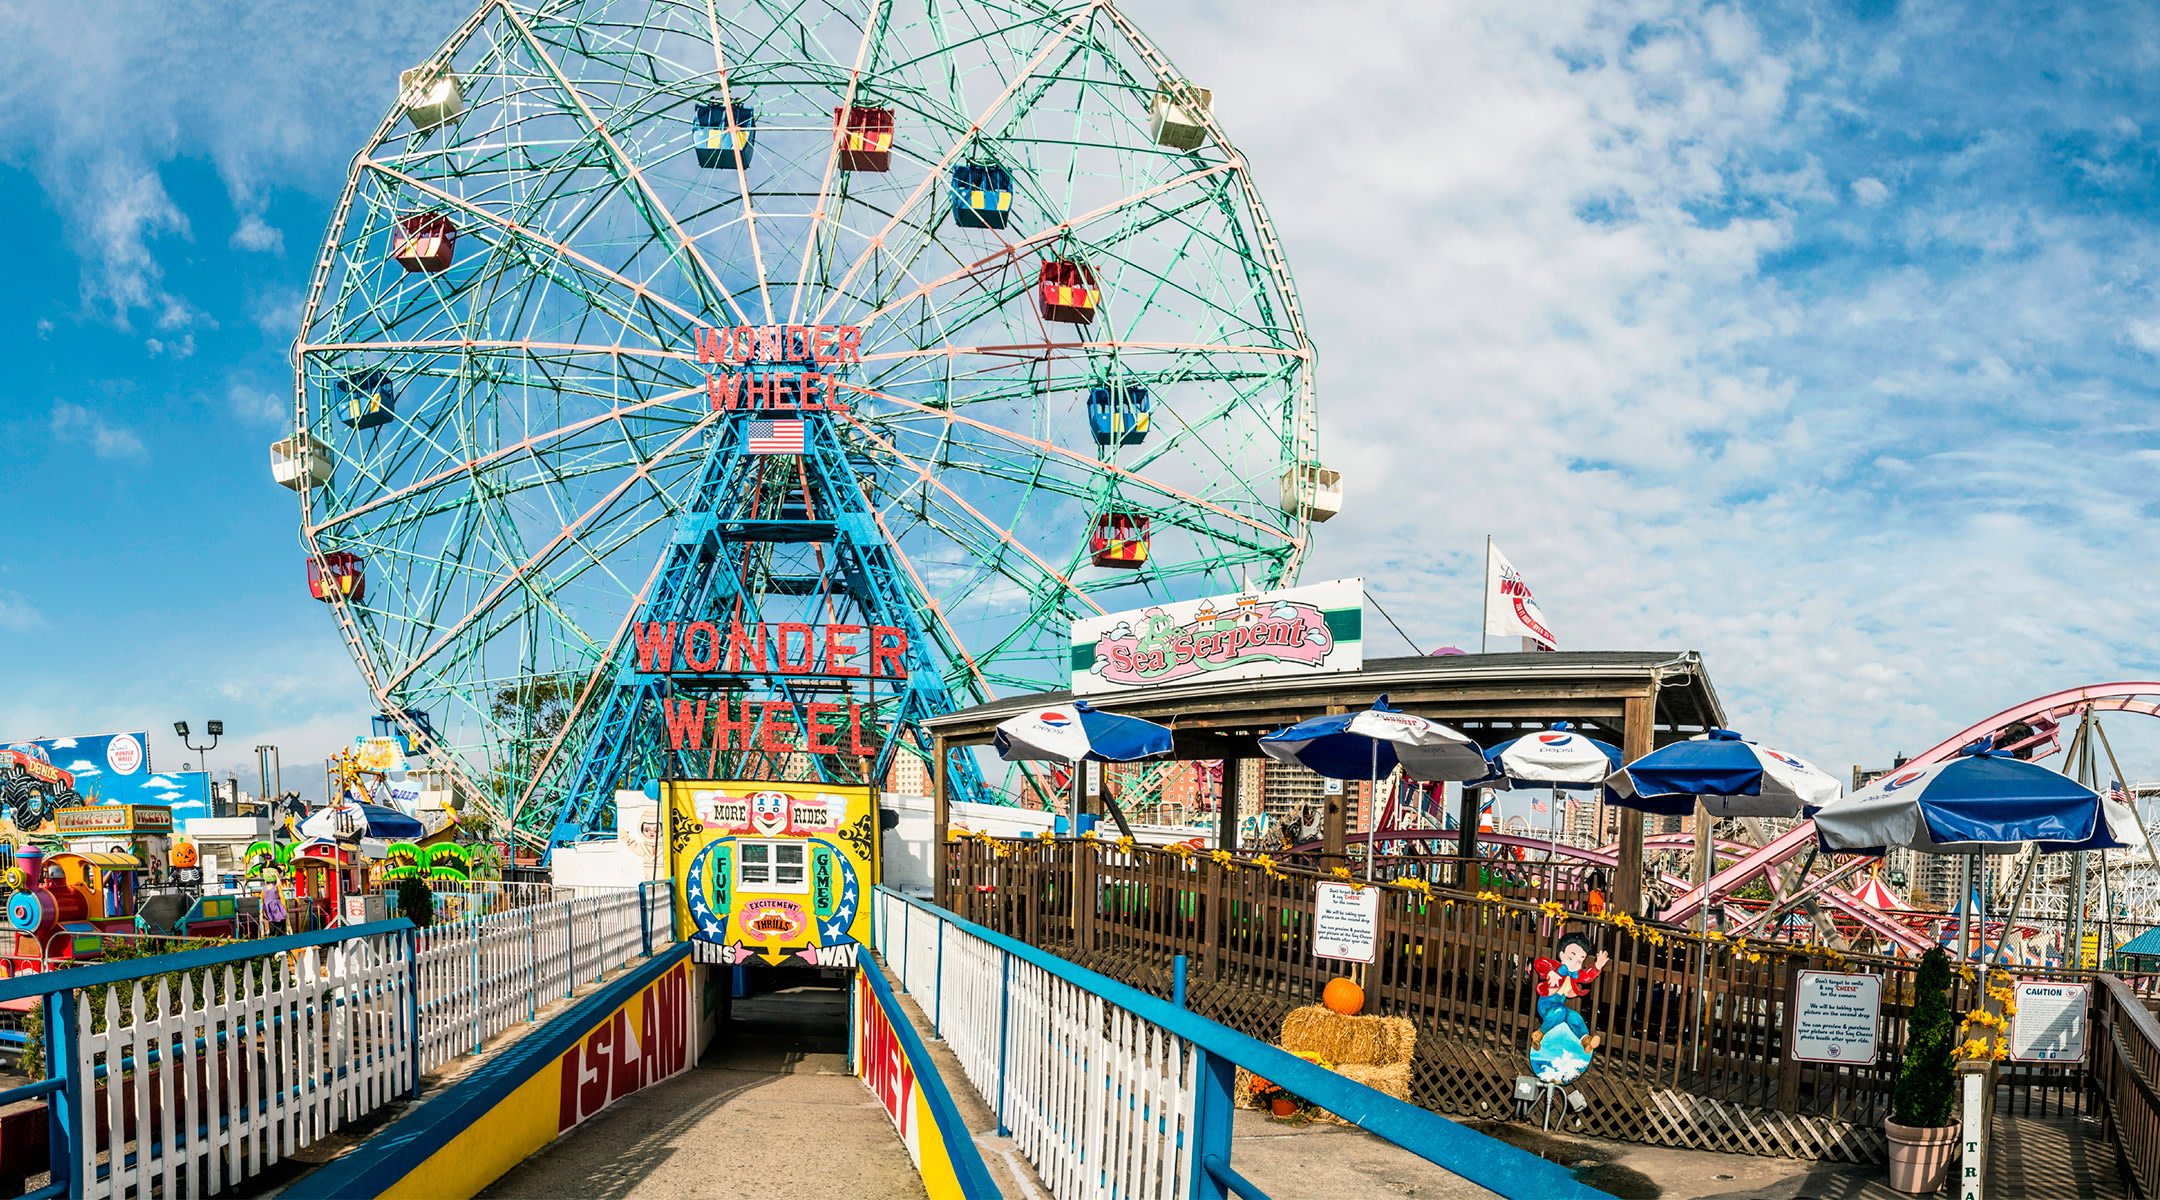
left=285, top=0, right=1326, bottom=848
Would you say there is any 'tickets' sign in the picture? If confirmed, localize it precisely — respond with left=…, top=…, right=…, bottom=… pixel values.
left=1070, top=578, right=1363, bottom=695
left=1788, top=971, right=1882, bottom=1065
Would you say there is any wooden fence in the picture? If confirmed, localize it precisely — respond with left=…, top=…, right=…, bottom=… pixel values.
left=941, top=838, right=2136, bottom=1162
left=2093, top=974, right=2160, bottom=1197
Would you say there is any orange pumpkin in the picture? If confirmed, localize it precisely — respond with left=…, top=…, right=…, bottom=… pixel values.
left=1322, top=976, right=1364, bottom=1016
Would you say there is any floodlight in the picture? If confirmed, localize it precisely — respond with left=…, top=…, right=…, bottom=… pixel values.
left=174, top=721, right=189, bottom=738
left=207, top=720, right=224, bottom=737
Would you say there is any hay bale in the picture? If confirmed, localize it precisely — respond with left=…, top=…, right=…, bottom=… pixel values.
left=1232, top=1008, right=1420, bottom=1116
left=1311, top=1060, right=1414, bottom=1124
left=1277, top=1005, right=1416, bottom=1068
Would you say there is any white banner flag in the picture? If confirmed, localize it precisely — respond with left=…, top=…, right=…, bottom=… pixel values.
left=1484, top=541, right=1558, bottom=650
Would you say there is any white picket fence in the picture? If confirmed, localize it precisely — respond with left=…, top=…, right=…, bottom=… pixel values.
left=53, top=883, right=670, bottom=1199
left=414, top=887, right=666, bottom=1071
left=874, top=888, right=1201, bottom=1200
left=76, top=930, right=410, bottom=1200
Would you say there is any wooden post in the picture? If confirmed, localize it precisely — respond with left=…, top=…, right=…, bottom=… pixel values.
left=1616, top=692, right=1656, bottom=918
left=1778, top=954, right=1805, bottom=1113
left=1323, top=782, right=1346, bottom=860
left=1691, top=798, right=1714, bottom=932
left=932, top=733, right=951, bottom=909
left=1217, top=757, right=1241, bottom=852
left=1458, top=786, right=1480, bottom=861
left=1322, top=704, right=1349, bottom=863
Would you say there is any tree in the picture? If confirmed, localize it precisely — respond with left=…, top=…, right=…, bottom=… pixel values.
left=487, top=673, right=580, bottom=812
left=1891, top=947, right=1958, bottom=1128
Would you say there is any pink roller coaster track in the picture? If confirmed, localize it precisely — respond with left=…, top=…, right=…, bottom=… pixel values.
left=1653, top=682, right=2160, bottom=940
left=1342, top=684, right=2160, bottom=952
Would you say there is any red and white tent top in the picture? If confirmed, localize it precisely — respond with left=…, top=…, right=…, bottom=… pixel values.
left=1849, top=875, right=1904, bottom=912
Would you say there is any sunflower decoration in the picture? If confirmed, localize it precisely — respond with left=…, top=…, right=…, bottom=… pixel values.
left=1254, top=854, right=1285, bottom=880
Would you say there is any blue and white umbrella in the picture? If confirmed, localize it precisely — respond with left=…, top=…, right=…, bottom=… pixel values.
left=1259, top=696, right=1487, bottom=782
left=1810, top=750, right=2111, bottom=855
left=1477, top=723, right=1621, bottom=861
left=1479, top=723, right=1621, bottom=790
left=1607, top=728, right=1840, bottom=817
left=299, top=801, right=425, bottom=842
left=993, top=701, right=1172, bottom=764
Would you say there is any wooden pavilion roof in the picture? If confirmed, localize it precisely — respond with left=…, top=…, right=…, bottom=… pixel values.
left=924, top=650, right=1727, bottom=759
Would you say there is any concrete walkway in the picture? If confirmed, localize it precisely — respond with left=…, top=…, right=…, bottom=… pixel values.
left=1226, top=1108, right=2127, bottom=1199
left=480, top=987, right=925, bottom=1200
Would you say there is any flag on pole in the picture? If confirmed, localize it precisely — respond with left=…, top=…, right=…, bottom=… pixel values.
left=1484, top=540, right=1557, bottom=650
left=746, top=419, right=806, bottom=454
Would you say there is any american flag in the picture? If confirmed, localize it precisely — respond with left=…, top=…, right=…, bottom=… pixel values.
left=745, top=419, right=805, bottom=454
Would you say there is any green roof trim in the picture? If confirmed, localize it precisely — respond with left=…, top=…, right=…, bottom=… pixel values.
left=1325, top=607, right=1362, bottom=644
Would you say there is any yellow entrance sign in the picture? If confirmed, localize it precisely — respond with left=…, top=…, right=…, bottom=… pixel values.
left=667, top=780, right=877, bottom=968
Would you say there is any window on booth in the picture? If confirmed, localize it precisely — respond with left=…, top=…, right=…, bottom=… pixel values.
left=737, top=841, right=808, bottom=892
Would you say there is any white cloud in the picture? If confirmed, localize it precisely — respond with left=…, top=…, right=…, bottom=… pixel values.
left=0, top=591, right=43, bottom=633
left=1146, top=0, right=2160, bottom=771
left=34, top=318, right=53, bottom=337
left=49, top=401, right=147, bottom=459
left=0, top=0, right=466, bottom=327
left=227, top=380, right=287, bottom=424
left=144, top=333, right=195, bottom=358
left=231, top=211, right=283, bottom=253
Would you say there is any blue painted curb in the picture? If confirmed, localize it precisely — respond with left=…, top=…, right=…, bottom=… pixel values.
left=856, top=950, right=1004, bottom=1200
left=879, top=889, right=1602, bottom=1200
left=282, top=943, right=693, bottom=1200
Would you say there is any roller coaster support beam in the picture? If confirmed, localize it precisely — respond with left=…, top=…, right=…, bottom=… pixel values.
left=1661, top=682, right=2160, bottom=936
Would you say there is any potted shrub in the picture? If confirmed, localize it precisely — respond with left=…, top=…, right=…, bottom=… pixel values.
left=1884, top=947, right=1960, bottom=1193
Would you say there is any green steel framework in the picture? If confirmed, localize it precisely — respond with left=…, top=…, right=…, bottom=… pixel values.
left=292, top=0, right=1320, bottom=843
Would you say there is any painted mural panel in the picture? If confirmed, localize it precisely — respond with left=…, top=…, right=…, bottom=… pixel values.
left=667, top=780, right=876, bottom=967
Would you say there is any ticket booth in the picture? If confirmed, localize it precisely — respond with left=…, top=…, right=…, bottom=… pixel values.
left=668, top=781, right=878, bottom=977
left=54, top=805, right=173, bottom=880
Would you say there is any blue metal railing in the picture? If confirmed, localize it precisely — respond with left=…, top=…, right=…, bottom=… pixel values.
left=875, top=887, right=1601, bottom=1200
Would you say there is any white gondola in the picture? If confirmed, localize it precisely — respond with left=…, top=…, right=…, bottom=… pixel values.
left=1148, top=85, right=1212, bottom=150
left=400, top=65, right=465, bottom=131
left=271, top=434, right=333, bottom=489
left=1280, top=463, right=1342, bottom=523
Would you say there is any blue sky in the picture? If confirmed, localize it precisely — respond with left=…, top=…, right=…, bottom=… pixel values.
left=2, top=0, right=2157, bottom=785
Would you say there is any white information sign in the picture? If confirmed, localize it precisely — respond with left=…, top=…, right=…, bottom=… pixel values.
left=1312, top=882, right=1380, bottom=964
left=1070, top=578, right=1363, bottom=695
left=2009, top=980, right=2088, bottom=1063
left=1789, top=971, right=1882, bottom=1065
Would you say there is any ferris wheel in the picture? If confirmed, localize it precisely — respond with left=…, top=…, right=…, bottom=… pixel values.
left=281, top=0, right=1330, bottom=846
